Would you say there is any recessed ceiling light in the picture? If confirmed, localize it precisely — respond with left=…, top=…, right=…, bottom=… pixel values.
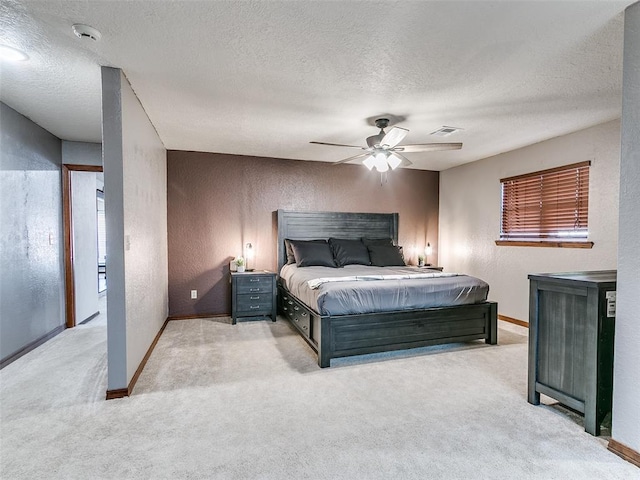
left=72, top=24, right=102, bottom=42
left=0, top=45, right=29, bottom=62
left=430, top=126, right=463, bottom=137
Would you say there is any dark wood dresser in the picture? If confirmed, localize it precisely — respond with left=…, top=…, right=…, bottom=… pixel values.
left=528, top=270, right=616, bottom=435
left=231, top=271, right=277, bottom=324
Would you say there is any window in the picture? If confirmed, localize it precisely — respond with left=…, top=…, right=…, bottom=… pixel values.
left=497, top=161, right=592, bottom=248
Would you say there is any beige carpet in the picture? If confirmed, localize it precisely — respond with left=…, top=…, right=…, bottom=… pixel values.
left=1, top=309, right=637, bottom=479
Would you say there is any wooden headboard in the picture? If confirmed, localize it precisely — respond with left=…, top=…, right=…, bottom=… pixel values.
left=276, top=210, right=399, bottom=271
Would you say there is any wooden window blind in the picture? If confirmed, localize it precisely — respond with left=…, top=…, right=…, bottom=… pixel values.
left=500, top=161, right=590, bottom=240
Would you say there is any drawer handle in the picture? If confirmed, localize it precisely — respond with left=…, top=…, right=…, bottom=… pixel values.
left=301, top=312, right=307, bottom=317
left=250, top=296, right=259, bottom=300
left=294, top=306, right=299, bottom=311
left=295, top=318, right=299, bottom=322
left=250, top=305, right=260, bottom=309
left=250, top=279, right=260, bottom=282
left=302, top=326, right=308, bottom=330
left=283, top=307, right=288, bottom=311
left=250, top=288, right=259, bottom=292
left=283, top=296, right=289, bottom=300
left=288, top=301, right=293, bottom=305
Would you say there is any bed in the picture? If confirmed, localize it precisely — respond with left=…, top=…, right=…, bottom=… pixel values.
left=277, top=210, right=497, bottom=367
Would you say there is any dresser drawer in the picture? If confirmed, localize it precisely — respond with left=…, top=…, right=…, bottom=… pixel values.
left=236, top=276, right=273, bottom=294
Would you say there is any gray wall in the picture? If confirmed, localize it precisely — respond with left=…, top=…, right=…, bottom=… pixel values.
left=101, top=67, right=168, bottom=391
left=0, top=102, right=65, bottom=363
left=612, top=0, right=640, bottom=455
left=102, top=68, right=127, bottom=390
left=62, top=141, right=102, bottom=166
left=71, top=171, right=99, bottom=323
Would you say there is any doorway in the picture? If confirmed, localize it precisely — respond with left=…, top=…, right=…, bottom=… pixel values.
left=97, top=188, right=107, bottom=293
left=63, top=164, right=104, bottom=328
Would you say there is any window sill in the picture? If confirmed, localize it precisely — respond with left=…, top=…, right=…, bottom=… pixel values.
left=495, top=240, right=594, bottom=249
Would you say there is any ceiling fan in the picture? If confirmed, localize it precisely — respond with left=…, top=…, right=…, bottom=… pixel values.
left=310, top=118, right=462, bottom=172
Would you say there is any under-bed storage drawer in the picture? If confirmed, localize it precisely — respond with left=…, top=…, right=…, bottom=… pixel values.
left=279, top=288, right=314, bottom=342
left=290, top=306, right=310, bottom=336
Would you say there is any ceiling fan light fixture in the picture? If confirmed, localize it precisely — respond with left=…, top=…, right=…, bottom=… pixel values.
left=375, top=162, right=389, bottom=173
left=363, top=155, right=376, bottom=170
left=387, top=154, right=402, bottom=170
left=374, top=152, right=389, bottom=172
left=312, top=119, right=463, bottom=171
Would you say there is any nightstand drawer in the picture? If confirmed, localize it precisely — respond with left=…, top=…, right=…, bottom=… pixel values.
left=237, top=292, right=271, bottom=304
left=236, top=304, right=272, bottom=315
left=236, top=276, right=273, bottom=294
left=236, top=293, right=272, bottom=313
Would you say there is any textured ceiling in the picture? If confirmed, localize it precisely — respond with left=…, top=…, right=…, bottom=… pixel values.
left=0, top=1, right=633, bottom=170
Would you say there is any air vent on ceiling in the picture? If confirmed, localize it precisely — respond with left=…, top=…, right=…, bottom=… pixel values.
left=430, top=126, right=462, bottom=137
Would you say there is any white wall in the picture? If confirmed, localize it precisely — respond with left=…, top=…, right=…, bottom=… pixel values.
left=101, top=67, right=168, bottom=391
left=611, top=0, right=640, bottom=456
left=71, top=171, right=99, bottom=323
left=120, top=73, right=169, bottom=383
left=439, top=120, right=620, bottom=322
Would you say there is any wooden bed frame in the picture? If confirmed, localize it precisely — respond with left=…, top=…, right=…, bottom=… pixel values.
left=276, top=210, right=498, bottom=367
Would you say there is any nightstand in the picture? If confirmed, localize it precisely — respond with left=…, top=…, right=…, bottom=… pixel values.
left=420, top=265, right=444, bottom=271
left=231, top=271, right=277, bottom=324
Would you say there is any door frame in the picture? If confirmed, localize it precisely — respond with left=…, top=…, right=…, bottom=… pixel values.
left=62, top=164, right=104, bottom=328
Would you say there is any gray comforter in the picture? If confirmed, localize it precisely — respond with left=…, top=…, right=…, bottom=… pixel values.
left=279, top=264, right=490, bottom=316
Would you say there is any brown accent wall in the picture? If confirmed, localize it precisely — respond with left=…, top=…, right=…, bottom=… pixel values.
left=167, top=151, right=440, bottom=317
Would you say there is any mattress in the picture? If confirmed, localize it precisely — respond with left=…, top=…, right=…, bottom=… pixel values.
left=279, top=264, right=490, bottom=316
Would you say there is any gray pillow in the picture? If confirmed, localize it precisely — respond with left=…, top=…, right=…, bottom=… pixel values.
left=367, top=245, right=405, bottom=267
left=284, top=238, right=325, bottom=264
left=290, top=240, right=337, bottom=268
left=329, top=238, right=371, bottom=267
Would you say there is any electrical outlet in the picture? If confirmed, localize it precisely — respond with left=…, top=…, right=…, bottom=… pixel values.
left=190, top=290, right=197, bottom=299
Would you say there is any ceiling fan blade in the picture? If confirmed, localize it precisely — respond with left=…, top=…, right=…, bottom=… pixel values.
left=379, top=126, right=409, bottom=149
left=310, top=141, right=365, bottom=149
left=394, top=153, right=413, bottom=168
left=395, top=143, right=463, bottom=153
left=331, top=152, right=370, bottom=166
